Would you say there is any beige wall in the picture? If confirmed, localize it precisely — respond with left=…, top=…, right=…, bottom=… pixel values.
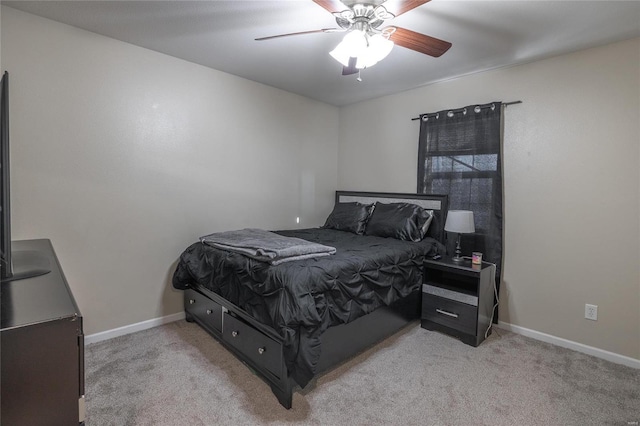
left=1, top=7, right=339, bottom=335
left=338, top=38, right=640, bottom=360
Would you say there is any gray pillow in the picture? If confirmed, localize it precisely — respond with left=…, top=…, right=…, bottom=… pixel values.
left=323, top=202, right=375, bottom=235
left=365, top=202, right=432, bottom=242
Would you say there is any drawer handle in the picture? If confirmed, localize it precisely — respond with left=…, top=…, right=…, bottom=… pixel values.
left=206, top=309, right=212, bottom=315
left=258, top=347, right=265, bottom=355
left=231, top=331, right=239, bottom=338
left=436, top=308, right=459, bottom=318
left=189, top=299, right=195, bottom=305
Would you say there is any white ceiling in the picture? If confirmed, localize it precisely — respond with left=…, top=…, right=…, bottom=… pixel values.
left=4, top=1, right=640, bottom=106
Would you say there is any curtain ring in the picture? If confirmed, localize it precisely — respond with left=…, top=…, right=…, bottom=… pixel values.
left=435, top=113, right=439, bottom=119
left=421, top=115, right=428, bottom=122
left=447, top=111, right=454, bottom=118
left=491, top=103, right=495, bottom=111
left=474, top=105, right=481, bottom=113
left=462, top=108, right=467, bottom=115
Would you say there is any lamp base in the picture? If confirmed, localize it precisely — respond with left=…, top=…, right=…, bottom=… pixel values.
left=451, top=233, right=464, bottom=262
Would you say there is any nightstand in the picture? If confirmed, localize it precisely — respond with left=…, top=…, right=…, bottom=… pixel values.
left=420, top=257, right=494, bottom=347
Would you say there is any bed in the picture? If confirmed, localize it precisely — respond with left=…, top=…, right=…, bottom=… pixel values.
left=172, top=191, right=449, bottom=408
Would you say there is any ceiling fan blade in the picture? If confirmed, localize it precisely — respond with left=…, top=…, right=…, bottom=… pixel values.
left=255, top=28, right=342, bottom=41
left=313, top=0, right=349, bottom=14
left=386, top=26, right=452, bottom=57
left=382, top=0, right=430, bottom=17
left=342, top=57, right=358, bottom=75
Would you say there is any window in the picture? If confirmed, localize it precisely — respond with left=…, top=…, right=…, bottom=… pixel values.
left=425, top=153, right=498, bottom=232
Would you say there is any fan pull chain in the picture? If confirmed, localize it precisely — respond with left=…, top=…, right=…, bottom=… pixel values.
left=357, top=70, right=362, bottom=82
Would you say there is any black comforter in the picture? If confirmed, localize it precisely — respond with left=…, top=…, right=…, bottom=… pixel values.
left=172, top=228, right=444, bottom=387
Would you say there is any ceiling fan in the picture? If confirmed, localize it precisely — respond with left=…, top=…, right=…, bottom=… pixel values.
left=256, top=0, right=452, bottom=76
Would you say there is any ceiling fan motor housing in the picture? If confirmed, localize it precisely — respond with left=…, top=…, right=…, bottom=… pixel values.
left=333, top=3, right=392, bottom=34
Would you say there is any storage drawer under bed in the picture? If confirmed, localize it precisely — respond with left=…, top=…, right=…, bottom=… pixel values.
left=185, top=288, right=223, bottom=334
left=222, top=313, right=283, bottom=379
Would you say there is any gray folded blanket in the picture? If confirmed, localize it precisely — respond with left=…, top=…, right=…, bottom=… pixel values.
left=200, top=228, right=336, bottom=265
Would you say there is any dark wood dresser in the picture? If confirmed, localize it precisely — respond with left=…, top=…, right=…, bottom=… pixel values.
left=1, top=239, right=85, bottom=425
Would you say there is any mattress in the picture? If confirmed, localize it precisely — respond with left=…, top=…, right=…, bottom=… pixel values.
left=172, top=227, right=444, bottom=387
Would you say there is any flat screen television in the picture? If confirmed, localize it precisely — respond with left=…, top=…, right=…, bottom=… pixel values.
left=1, top=71, right=50, bottom=282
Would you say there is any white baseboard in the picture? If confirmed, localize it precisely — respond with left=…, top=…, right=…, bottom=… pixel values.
left=497, top=321, right=640, bottom=369
left=84, top=311, right=185, bottom=345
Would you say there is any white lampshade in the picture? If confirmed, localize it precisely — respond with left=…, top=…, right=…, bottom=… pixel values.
left=444, top=210, right=475, bottom=234
left=328, top=45, right=351, bottom=67
left=330, top=30, right=367, bottom=67
left=355, top=34, right=394, bottom=69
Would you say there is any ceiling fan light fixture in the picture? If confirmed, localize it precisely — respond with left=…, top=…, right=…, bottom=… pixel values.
left=331, top=31, right=394, bottom=69
left=261, top=1, right=452, bottom=77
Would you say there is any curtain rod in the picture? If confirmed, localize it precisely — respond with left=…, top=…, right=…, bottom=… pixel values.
left=410, top=100, right=522, bottom=121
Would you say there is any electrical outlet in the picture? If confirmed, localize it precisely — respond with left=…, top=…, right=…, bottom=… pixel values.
left=585, top=304, right=598, bottom=321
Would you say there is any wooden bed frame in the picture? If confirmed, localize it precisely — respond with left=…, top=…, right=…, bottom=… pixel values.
left=183, top=191, right=449, bottom=408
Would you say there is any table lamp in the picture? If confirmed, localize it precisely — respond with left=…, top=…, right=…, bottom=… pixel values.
left=444, top=210, right=475, bottom=262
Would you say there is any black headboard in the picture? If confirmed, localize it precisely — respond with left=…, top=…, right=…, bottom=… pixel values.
left=334, top=191, right=449, bottom=242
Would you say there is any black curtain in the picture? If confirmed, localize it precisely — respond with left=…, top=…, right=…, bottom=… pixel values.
left=417, top=102, right=503, bottom=292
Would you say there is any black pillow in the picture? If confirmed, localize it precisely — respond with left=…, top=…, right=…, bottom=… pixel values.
left=365, top=202, right=432, bottom=242
left=323, top=202, right=375, bottom=235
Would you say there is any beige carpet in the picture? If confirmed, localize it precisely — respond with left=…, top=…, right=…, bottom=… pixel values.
left=85, top=320, right=639, bottom=425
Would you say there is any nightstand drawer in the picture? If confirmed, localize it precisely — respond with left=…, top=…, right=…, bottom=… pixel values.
left=422, top=293, right=477, bottom=335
